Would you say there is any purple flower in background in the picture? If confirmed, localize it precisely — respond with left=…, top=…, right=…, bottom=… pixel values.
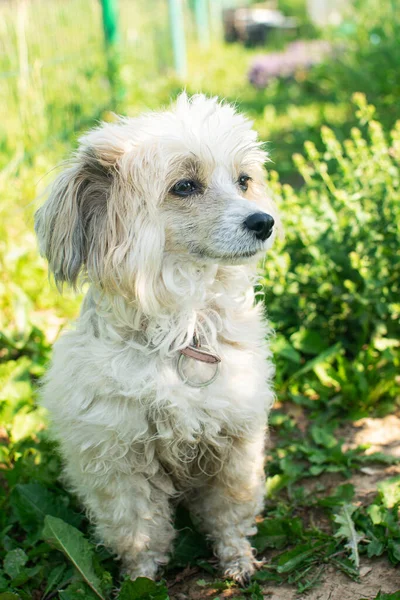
left=249, top=40, right=331, bottom=88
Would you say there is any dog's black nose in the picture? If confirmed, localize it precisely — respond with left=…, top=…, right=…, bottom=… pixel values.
left=244, top=212, right=275, bottom=241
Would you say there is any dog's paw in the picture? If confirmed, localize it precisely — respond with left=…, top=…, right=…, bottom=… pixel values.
left=124, top=557, right=159, bottom=582
left=223, top=555, right=265, bottom=587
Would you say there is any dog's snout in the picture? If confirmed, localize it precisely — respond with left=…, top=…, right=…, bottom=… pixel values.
left=244, top=212, right=275, bottom=241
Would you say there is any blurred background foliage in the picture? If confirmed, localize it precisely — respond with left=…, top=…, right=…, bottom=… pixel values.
left=0, top=0, right=399, bottom=598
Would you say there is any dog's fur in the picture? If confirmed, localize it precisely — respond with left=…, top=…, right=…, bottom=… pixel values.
left=35, top=94, right=278, bottom=585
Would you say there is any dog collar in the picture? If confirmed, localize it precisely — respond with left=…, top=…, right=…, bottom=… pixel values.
left=178, top=331, right=221, bottom=388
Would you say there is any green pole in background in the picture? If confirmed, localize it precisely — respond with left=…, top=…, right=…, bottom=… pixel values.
left=100, top=0, right=124, bottom=108
left=168, top=0, right=187, bottom=78
left=101, top=0, right=119, bottom=45
left=194, top=0, right=210, bottom=48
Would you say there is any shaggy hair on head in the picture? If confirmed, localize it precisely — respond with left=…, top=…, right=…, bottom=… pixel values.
left=35, top=93, right=278, bottom=585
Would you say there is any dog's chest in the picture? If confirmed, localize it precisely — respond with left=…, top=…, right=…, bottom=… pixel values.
left=153, top=333, right=272, bottom=427
left=147, top=340, right=271, bottom=486
left=153, top=417, right=234, bottom=488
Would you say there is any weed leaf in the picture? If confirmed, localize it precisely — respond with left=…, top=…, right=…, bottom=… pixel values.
left=276, top=542, right=325, bottom=574
left=42, top=563, right=66, bottom=597
left=59, top=580, right=101, bottom=600
left=291, top=343, right=342, bottom=379
left=334, top=504, right=363, bottom=568
left=117, top=577, right=169, bottom=600
left=377, top=476, right=400, bottom=508
left=0, top=572, right=8, bottom=593
left=3, top=550, right=28, bottom=580
left=11, top=483, right=82, bottom=533
left=42, top=516, right=106, bottom=600
left=254, top=517, right=303, bottom=552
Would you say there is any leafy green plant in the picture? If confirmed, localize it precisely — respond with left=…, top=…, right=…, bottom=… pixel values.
left=264, top=93, right=400, bottom=417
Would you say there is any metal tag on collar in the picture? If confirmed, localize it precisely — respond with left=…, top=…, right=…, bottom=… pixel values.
left=178, top=331, right=221, bottom=387
left=177, top=350, right=221, bottom=388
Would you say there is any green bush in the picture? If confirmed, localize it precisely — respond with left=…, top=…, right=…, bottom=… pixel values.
left=264, top=93, right=400, bottom=416
left=319, top=0, right=400, bottom=126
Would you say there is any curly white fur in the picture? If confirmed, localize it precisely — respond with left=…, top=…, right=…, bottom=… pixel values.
left=35, top=94, right=278, bottom=585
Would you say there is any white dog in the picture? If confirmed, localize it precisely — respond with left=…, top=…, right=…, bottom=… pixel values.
left=35, top=93, right=277, bottom=585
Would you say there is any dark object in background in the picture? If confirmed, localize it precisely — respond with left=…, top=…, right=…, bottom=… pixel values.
left=223, top=6, right=297, bottom=47
left=248, top=40, right=331, bottom=88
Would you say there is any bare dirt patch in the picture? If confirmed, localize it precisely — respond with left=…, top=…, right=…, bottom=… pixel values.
left=168, top=557, right=400, bottom=600
left=340, top=414, right=400, bottom=502
left=262, top=558, right=400, bottom=600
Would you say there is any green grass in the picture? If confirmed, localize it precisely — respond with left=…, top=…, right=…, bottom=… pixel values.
left=1, top=0, right=400, bottom=598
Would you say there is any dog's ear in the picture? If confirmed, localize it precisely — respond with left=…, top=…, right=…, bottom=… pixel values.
left=35, top=124, right=129, bottom=289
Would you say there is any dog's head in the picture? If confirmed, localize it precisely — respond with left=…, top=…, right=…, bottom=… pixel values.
left=35, top=94, right=278, bottom=311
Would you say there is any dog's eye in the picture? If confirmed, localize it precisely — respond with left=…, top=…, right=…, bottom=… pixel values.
left=238, top=175, right=251, bottom=192
left=171, top=180, right=199, bottom=197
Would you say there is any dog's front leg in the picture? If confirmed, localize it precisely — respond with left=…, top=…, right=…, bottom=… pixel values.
left=64, top=453, right=176, bottom=580
left=189, top=430, right=266, bottom=586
